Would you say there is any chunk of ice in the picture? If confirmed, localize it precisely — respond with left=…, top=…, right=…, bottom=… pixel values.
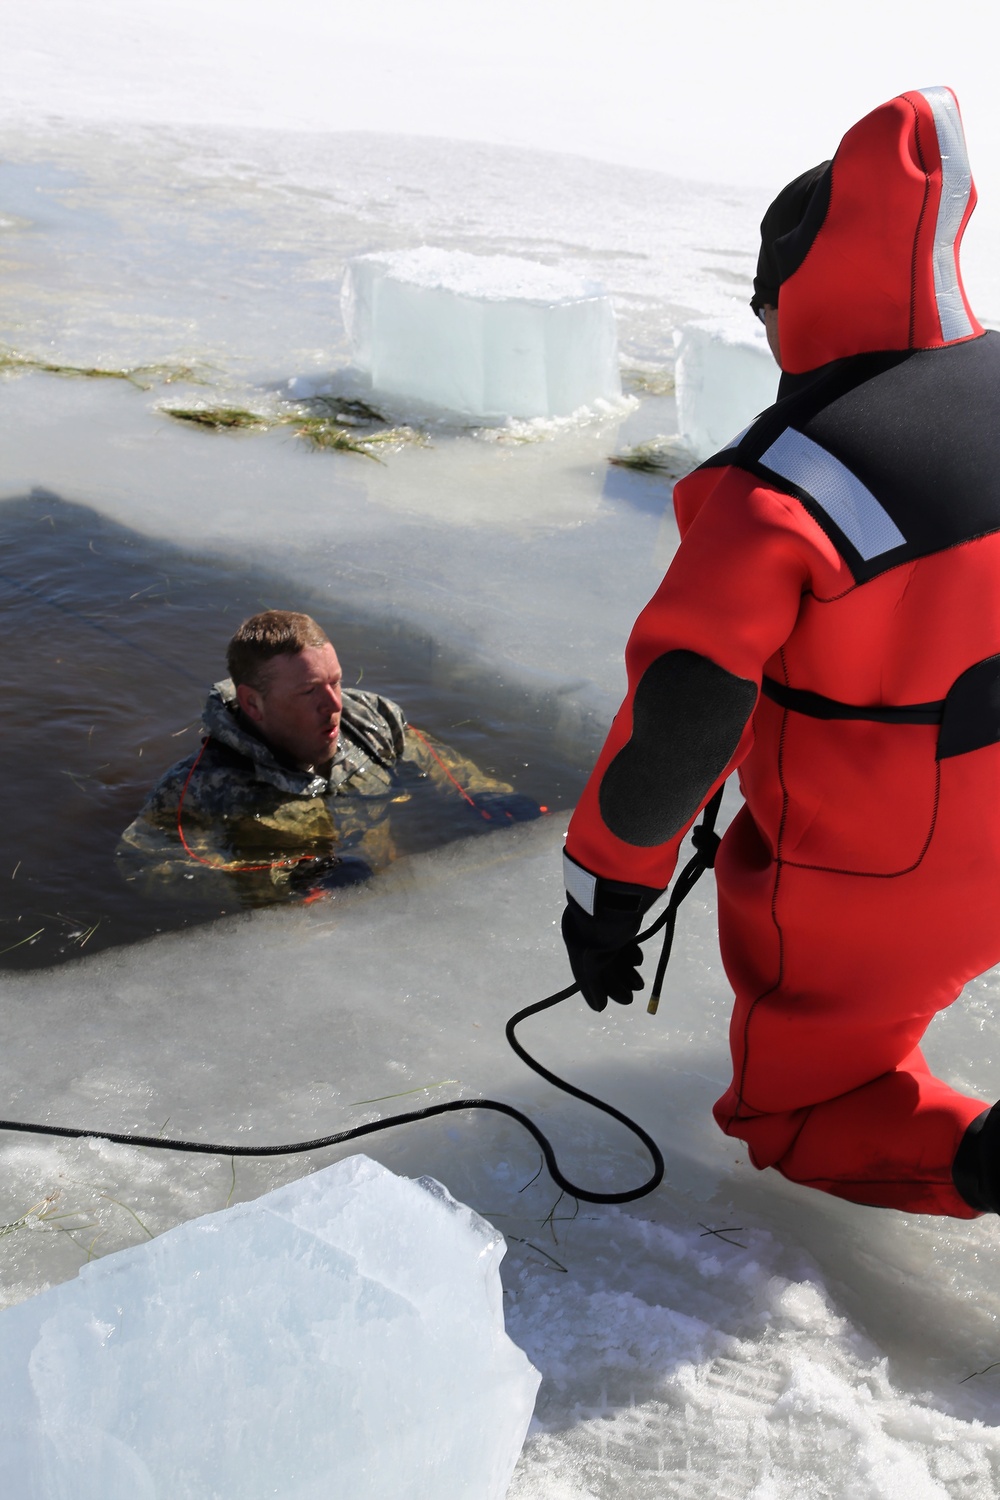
left=0, top=1156, right=540, bottom=1500
left=674, top=315, right=780, bottom=461
left=342, top=248, right=621, bottom=419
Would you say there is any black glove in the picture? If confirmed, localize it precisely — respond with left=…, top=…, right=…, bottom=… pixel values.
left=561, top=855, right=662, bottom=1012
left=468, top=792, right=545, bottom=825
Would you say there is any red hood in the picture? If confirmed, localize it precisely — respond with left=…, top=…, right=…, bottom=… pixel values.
left=780, top=87, right=983, bottom=374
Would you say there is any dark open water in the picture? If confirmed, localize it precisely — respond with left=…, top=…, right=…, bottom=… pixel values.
left=0, top=490, right=587, bottom=970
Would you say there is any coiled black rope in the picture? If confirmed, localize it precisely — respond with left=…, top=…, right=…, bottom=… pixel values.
left=0, top=983, right=659, bottom=1206
left=0, top=796, right=724, bottom=1206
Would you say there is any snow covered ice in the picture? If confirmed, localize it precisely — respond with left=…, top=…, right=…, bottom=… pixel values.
left=0, top=1156, right=539, bottom=1500
left=674, top=315, right=779, bottom=461
left=6, top=818, right=1000, bottom=1498
left=5, top=14, right=1000, bottom=1499
left=342, top=248, right=621, bottom=419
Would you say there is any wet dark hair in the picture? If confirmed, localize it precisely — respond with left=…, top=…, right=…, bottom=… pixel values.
left=227, top=610, right=331, bottom=693
left=750, top=161, right=832, bottom=318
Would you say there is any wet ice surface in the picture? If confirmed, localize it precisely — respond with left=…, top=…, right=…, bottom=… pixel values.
left=3, top=121, right=1000, bottom=1498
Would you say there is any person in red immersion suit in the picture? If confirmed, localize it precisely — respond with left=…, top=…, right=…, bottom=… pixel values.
left=561, top=86, right=1000, bottom=1218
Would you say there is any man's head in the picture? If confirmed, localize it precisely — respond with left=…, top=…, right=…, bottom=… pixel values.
left=750, top=160, right=831, bottom=371
left=227, top=611, right=344, bottom=770
left=748, top=88, right=981, bottom=375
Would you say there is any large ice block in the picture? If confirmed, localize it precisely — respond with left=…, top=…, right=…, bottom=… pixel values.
left=342, top=247, right=620, bottom=419
left=674, top=315, right=780, bottom=461
left=0, top=1156, right=540, bottom=1500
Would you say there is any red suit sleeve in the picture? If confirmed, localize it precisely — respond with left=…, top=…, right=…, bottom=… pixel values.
left=565, top=463, right=845, bottom=890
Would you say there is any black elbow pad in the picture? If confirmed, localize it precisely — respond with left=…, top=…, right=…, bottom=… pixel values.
left=598, top=650, right=756, bottom=848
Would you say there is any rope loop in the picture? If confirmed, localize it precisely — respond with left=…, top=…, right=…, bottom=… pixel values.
left=3, top=785, right=727, bottom=1205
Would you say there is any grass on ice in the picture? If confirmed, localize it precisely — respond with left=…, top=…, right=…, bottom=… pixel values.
left=162, top=406, right=270, bottom=431
left=0, top=346, right=207, bottom=389
left=608, top=436, right=695, bottom=479
left=163, top=400, right=426, bottom=461
left=622, top=367, right=676, bottom=396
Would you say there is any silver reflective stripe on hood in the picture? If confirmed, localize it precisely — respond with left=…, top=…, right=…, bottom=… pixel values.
left=919, top=86, right=975, bottom=342
left=759, top=428, right=905, bottom=561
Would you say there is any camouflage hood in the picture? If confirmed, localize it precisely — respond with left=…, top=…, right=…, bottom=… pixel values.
left=202, top=679, right=406, bottom=799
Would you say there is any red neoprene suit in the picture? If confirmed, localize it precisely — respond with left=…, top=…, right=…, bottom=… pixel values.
left=566, top=88, right=997, bottom=1216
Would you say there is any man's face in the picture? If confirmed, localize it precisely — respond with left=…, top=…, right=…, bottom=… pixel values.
left=763, top=305, right=782, bottom=368
left=236, top=643, right=344, bottom=770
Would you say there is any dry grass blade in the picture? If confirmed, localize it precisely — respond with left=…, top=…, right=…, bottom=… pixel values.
left=77, top=920, right=101, bottom=949
left=608, top=438, right=694, bottom=479
left=0, top=1192, right=95, bottom=1241
left=0, top=926, right=44, bottom=958
left=290, top=417, right=425, bottom=460
left=161, top=397, right=428, bottom=460
left=304, top=395, right=387, bottom=426
left=0, top=347, right=207, bottom=389
left=350, top=1078, right=459, bottom=1106
left=164, top=406, right=271, bottom=431
left=0, top=1207, right=35, bottom=1238
left=101, top=1193, right=154, bottom=1239
left=623, top=368, right=676, bottom=396
left=290, top=416, right=385, bottom=459
left=506, top=1235, right=568, bottom=1272
left=133, top=363, right=209, bottom=386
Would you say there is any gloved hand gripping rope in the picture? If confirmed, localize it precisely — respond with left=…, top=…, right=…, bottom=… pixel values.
left=561, top=788, right=724, bottom=1015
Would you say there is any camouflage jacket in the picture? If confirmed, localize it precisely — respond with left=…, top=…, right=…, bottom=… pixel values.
left=117, top=680, right=514, bottom=904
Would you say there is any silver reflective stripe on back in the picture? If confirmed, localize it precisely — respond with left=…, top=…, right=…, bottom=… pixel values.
left=759, top=429, right=906, bottom=560
left=563, top=851, right=597, bottom=916
left=919, top=86, right=975, bottom=342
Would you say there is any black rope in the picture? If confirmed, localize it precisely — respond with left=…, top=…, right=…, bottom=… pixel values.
left=0, top=981, right=662, bottom=1206
left=0, top=803, right=729, bottom=1205
left=646, top=785, right=724, bottom=1015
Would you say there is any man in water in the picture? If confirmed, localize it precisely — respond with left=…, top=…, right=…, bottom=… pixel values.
left=560, top=87, right=1000, bottom=1218
left=119, top=610, right=540, bottom=903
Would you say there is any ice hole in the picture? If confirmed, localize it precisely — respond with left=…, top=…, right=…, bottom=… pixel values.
left=342, top=248, right=621, bottom=420
left=0, top=490, right=590, bottom=972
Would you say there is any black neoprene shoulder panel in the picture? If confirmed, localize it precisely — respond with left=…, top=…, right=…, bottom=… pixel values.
left=598, top=650, right=757, bottom=848
left=701, top=333, right=1000, bottom=585
left=938, top=655, right=1000, bottom=760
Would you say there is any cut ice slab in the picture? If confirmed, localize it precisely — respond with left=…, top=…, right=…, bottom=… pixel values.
left=674, top=314, right=780, bottom=461
left=342, top=247, right=621, bottom=420
left=0, top=1156, right=540, bottom=1500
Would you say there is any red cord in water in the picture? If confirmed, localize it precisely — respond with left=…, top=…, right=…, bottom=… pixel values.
left=406, top=723, right=481, bottom=810
left=407, top=724, right=547, bottom=817
left=176, top=726, right=545, bottom=872
left=176, top=740, right=321, bottom=874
